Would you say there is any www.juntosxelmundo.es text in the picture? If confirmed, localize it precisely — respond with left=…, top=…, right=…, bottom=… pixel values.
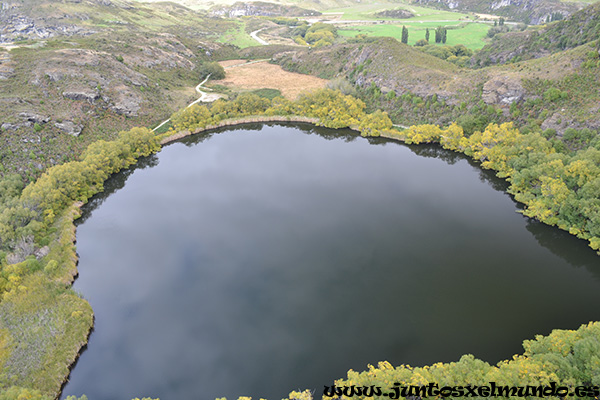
left=323, top=382, right=600, bottom=398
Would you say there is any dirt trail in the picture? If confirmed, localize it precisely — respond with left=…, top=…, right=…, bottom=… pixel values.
left=152, top=74, right=225, bottom=132
left=250, top=28, right=269, bottom=45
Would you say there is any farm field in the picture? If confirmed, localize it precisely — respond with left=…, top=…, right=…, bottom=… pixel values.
left=217, top=20, right=260, bottom=48
left=324, top=1, right=493, bottom=49
left=323, top=2, right=473, bottom=21
left=214, top=60, right=328, bottom=99
left=338, top=21, right=491, bottom=49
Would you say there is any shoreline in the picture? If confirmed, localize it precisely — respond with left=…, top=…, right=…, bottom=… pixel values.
left=55, top=116, right=597, bottom=399
left=159, top=115, right=321, bottom=145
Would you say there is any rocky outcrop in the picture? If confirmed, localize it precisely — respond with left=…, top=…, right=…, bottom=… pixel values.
left=34, top=246, right=50, bottom=260
left=62, top=89, right=100, bottom=103
left=0, top=14, right=94, bottom=43
left=1, top=122, right=23, bottom=131
left=413, top=0, right=580, bottom=24
left=482, top=76, right=525, bottom=105
left=209, top=1, right=320, bottom=18
left=374, top=9, right=415, bottom=19
left=0, top=52, right=14, bottom=80
left=19, top=112, right=50, bottom=123
left=108, top=86, right=142, bottom=116
left=54, top=120, right=83, bottom=136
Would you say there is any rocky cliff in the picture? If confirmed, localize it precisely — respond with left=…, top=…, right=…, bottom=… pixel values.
left=209, top=1, right=320, bottom=18
left=414, top=0, right=581, bottom=24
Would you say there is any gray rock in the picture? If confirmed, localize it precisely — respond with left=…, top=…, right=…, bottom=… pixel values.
left=34, top=246, right=50, bottom=260
left=0, top=66, right=14, bottom=80
left=45, top=70, right=65, bottom=81
left=62, top=90, right=99, bottom=103
left=1, top=122, right=18, bottom=131
left=54, top=120, right=83, bottom=136
left=482, top=76, right=525, bottom=105
left=109, top=88, right=142, bottom=116
left=19, top=112, right=50, bottom=123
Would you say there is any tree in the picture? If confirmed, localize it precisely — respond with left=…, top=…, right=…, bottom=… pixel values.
left=358, top=109, right=393, bottom=137
left=401, top=26, right=408, bottom=44
left=198, top=62, right=225, bottom=80
left=499, top=17, right=505, bottom=26
left=434, top=26, right=446, bottom=44
left=425, top=28, right=430, bottom=42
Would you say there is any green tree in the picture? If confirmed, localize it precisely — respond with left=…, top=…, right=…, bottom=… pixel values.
left=198, top=62, right=225, bottom=80
left=401, top=26, right=408, bottom=44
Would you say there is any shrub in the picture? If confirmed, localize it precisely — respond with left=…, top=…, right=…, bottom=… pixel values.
left=543, top=87, right=568, bottom=102
left=198, top=62, right=226, bottom=80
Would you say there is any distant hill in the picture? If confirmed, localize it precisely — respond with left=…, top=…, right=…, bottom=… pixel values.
left=374, top=8, right=415, bottom=19
left=413, top=0, right=582, bottom=24
left=208, top=1, right=321, bottom=17
left=472, top=1, right=600, bottom=65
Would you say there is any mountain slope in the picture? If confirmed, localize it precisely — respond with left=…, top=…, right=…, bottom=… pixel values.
left=413, top=0, right=582, bottom=24
left=0, top=0, right=239, bottom=179
left=472, top=1, right=600, bottom=65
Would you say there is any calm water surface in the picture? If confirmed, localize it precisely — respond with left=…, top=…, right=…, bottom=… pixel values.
left=61, top=124, right=600, bottom=400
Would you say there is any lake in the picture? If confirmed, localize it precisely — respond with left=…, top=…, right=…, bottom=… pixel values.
left=61, top=123, right=600, bottom=400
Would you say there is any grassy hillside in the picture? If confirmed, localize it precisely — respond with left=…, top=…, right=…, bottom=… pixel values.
left=412, top=0, right=583, bottom=23
left=473, top=1, right=600, bottom=65
left=266, top=27, right=600, bottom=132
left=0, top=0, right=240, bottom=181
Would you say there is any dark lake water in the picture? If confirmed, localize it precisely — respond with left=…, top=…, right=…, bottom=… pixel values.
left=61, top=123, right=600, bottom=400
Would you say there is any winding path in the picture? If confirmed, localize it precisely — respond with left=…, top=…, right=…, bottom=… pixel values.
left=250, top=28, right=269, bottom=45
left=153, top=73, right=225, bottom=132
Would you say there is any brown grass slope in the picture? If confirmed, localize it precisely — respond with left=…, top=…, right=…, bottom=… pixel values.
left=265, top=34, right=600, bottom=130
left=272, top=38, right=468, bottom=100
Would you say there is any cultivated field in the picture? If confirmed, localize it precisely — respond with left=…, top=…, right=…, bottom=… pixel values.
left=323, top=1, right=494, bottom=49
left=214, top=60, right=328, bottom=99
left=324, top=2, right=472, bottom=20
left=338, top=21, right=491, bottom=49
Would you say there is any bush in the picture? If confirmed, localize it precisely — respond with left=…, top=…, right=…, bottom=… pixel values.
left=326, top=78, right=357, bottom=96
left=543, top=87, right=568, bottom=102
left=198, top=62, right=226, bottom=80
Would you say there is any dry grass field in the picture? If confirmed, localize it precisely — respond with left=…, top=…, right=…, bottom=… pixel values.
left=214, top=60, right=328, bottom=99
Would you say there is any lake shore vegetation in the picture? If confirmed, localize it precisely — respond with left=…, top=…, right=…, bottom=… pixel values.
left=1, top=89, right=599, bottom=399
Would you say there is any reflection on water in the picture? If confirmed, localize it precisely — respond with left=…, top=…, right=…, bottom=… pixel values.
left=62, top=124, right=600, bottom=400
left=77, top=154, right=159, bottom=225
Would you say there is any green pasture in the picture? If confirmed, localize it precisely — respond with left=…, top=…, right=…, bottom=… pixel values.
left=217, top=21, right=259, bottom=48
left=324, top=2, right=473, bottom=21
left=338, top=21, right=491, bottom=49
